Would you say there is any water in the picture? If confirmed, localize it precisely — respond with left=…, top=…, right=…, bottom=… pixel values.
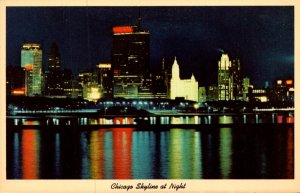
left=6, top=115, right=294, bottom=179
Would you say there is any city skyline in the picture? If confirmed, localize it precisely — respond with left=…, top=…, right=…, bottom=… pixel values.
left=7, top=6, right=294, bottom=87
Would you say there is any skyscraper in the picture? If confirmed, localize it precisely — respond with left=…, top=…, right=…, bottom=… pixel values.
left=218, top=53, right=233, bottom=101
left=230, top=57, right=243, bottom=100
left=46, top=43, right=63, bottom=96
left=47, top=43, right=61, bottom=72
left=112, top=25, right=151, bottom=98
left=21, top=43, right=43, bottom=96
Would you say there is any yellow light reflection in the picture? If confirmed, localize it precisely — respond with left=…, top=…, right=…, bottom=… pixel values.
left=168, top=129, right=202, bottom=179
left=169, top=129, right=183, bottom=178
left=90, top=130, right=104, bottom=179
left=219, top=116, right=233, bottom=124
left=192, top=131, right=202, bottom=178
left=219, top=127, right=232, bottom=178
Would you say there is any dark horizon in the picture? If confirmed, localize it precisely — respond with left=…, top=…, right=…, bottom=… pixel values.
left=6, top=6, right=294, bottom=87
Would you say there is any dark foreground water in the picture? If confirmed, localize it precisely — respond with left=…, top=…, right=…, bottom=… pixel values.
left=7, top=122, right=293, bottom=179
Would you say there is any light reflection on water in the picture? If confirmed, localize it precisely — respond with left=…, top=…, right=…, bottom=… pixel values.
left=7, top=116, right=294, bottom=179
left=132, top=131, right=155, bottom=179
left=219, top=127, right=232, bottom=178
left=13, top=133, right=21, bottom=179
left=21, top=129, right=40, bottom=179
left=54, top=133, right=61, bottom=178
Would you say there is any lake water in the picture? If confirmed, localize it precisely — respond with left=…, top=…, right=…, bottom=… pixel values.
left=6, top=115, right=294, bottom=179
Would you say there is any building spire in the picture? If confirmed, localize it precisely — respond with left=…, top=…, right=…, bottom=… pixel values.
left=172, top=56, right=180, bottom=80
left=137, top=7, right=142, bottom=30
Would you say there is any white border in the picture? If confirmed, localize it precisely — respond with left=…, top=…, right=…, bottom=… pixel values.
left=0, top=0, right=299, bottom=193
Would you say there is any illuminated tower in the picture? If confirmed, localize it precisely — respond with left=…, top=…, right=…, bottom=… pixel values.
left=170, top=57, right=198, bottom=101
left=218, top=53, right=233, bottom=100
left=21, top=43, right=43, bottom=96
left=112, top=25, right=151, bottom=98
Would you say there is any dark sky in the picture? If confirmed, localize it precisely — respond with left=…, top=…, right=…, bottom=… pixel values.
left=7, top=6, right=294, bottom=87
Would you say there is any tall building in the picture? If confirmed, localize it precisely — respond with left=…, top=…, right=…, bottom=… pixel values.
left=96, top=63, right=113, bottom=98
left=46, top=43, right=63, bottom=96
left=230, top=57, right=243, bottom=100
left=218, top=54, right=244, bottom=101
left=21, top=43, right=43, bottom=96
left=170, top=57, right=198, bottom=101
left=112, top=25, right=151, bottom=98
left=218, top=53, right=233, bottom=101
left=152, top=58, right=168, bottom=98
left=47, top=43, right=61, bottom=72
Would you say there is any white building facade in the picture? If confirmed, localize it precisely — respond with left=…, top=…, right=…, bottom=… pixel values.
left=170, top=57, right=198, bottom=101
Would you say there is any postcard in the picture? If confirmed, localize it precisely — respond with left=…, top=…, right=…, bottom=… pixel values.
left=0, top=0, right=299, bottom=193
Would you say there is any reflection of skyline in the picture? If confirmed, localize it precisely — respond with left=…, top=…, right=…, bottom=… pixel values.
left=8, top=117, right=293, bottom=179
left=169, top=129, right=203, bottom=179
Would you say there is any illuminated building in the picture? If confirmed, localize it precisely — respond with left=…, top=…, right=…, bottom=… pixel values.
left=21, top=43, right=43, bottom=96
left=63, top=81, right=82, bottom=98
left=217, top=54, right=244, bottom=101
left=45, top=43, right=63, bottom=96
left=79, top=69, right=102, bottom=101
left=170, top=57, right=198, bottom=102
left=242, top=77, right=250, bottom=101
left=198, top=87, right=206, bottom=103
left=230, top=57, right=243, bottom=100
left=206, top=85, right=218, bottom=101
left=83, top=83, right=101, bottom=102
left=78, top=70, right=95, bottom=87
left=218, top=53, right=233, bottom=100
left=78, top=64, right=113, bottom=100
left=112, top=25, right=151, bottom=98
left=96, top=63, right=113, bottom=98
left=251, top=89, right=268, bottom=102
left=269, top=79, right=294, bottom=103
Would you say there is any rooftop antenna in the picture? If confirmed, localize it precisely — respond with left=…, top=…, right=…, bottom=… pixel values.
left=137, top=7, right=142, bottom=30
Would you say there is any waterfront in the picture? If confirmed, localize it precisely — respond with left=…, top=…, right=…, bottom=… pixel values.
left=6, top=115, right=294, bottom=179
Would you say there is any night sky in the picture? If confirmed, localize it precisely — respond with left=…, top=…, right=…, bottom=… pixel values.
left=6, top=6, right=294, bottom=87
